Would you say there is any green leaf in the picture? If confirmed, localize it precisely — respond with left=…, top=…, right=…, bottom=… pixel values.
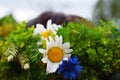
left=86, top=48, right=97, bottom=62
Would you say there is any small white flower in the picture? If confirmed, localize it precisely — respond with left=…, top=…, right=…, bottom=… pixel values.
left=7, top=55, right=14, bottom=61
left=39, top=35, right=73, bottom=74
left=33, top=19, right=61, bottom=39
left=23, top=63, right=30, bottom=69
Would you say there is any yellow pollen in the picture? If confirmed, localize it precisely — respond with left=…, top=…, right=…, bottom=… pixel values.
left=41, top=30, right=49, bottom=38
left=41, top=30, right=55, bottom=38
left=48, top=47, right=64, bottom=62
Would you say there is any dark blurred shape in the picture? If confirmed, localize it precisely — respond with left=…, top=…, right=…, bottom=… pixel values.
left=111, top=71, right=120, bottom=80
left=93, top=0, right=120, bottom=25
left=27, top=11, right=94, bottom=28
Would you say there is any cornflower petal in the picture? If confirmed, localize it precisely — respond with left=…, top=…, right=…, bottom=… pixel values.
left=57, top=56, right=83, bottom=80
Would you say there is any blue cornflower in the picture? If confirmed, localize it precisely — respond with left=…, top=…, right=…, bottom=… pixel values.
left=57, top=56, right=83, bottom=80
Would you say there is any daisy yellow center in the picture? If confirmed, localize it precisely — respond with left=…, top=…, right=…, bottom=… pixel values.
left=41, top=30, right=49, bottom=38
left=48, top=47, right=64, bottom=62
left=41, top=30, right=55, bottom=38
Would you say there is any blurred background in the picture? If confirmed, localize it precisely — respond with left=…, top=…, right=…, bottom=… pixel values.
left=0, top=0, right=97, bottom=22
left=93, top=0, right=120, bottom=25
left=0, top=0, right=97, bottom=37
left=1, top=0, right=120, bottom=24
left=0, top=0, right=120, bottom=37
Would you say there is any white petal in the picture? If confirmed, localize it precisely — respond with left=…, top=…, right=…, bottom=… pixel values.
left=48, top=36, right=55, bottom=47
left=37, top=24, right=46, bottom=32
left=41, top=56, right=48, bottom=63
left=62, top=42, right=70, bottom=49
left=49, top=36, right=54, bottom=42
left=53, top=24, right=61, bottom=31
left=46, top=39, right=50, bottom=48
left=39, top=49, right=46, bottom=54
left=35, top=24, right=41, bottom=29
left=64, top=49, right=73, bottom=53
left=46, top=60, right=60, bottom=74
left=47, top=19, right=53, bottom=30
left=63, top=54, right=71, bottom=61
left=55, top=36, right=62, bottom=46
left=36, top=24, right=45, bottom=30
left=37, top=41, right=42, bottom=45
left=33, top=25, right=45, bottom=35
left=46, top=39, right=53, bottom=50
left=51, top=30, right=57, bottom=35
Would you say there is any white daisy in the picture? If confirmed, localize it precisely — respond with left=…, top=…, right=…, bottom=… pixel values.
left=39, top=35, right=73, bottom=74
left=33, top=19, right=61, bottom=39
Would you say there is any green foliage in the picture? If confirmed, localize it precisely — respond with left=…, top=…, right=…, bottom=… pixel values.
left=0, top=22, right=46, bottom=80
left=57, top=21, right=120, bottom=79
left=0, top=20, right=120, bottom=80
left=0, top=14, right=18, bottom=38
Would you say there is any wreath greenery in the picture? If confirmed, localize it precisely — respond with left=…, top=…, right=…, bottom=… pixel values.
left=0, top=20, right=120, bottom=80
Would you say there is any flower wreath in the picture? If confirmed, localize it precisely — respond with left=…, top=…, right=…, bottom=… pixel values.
left=4, top=19, right=120, bottom=80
